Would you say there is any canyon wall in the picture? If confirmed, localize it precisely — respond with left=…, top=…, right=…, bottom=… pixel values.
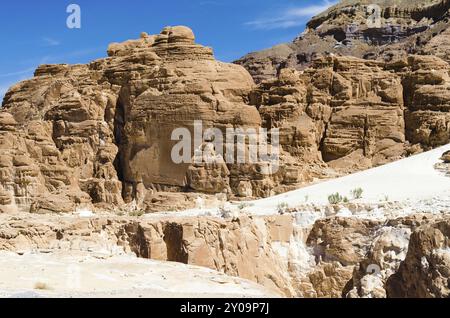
left=1, top=26, right=450, bottom=213
left=236, top=0, right=450, bottom=83
left=1, top=210, right=448, bottom=298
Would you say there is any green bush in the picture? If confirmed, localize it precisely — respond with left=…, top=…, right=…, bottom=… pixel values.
left=328, top=193, right=343, bottom=205
left=129, top=210, right=145, bottom=217
left=238, top=202, right=254, bottom=210
left=351, top=187, right=364, bottom=200
left=277, top=202, right=289, bottom=214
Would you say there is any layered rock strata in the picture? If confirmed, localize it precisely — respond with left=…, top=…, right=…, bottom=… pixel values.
left=236, top=0, right=450, bottom=83
left=1, top=26, right=450, bottom=213
left=1, top=210, right=449, bottom=298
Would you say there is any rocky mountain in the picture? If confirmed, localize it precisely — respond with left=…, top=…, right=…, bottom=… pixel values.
left=1, top=199, right=449, bottom=297
left=236, top=0, right=450, bottom=83
left=0, top=5, right=450, bottom=298
left=1, top=24, right=450, bottom=214
left=0, top=26, right=260, bottom=213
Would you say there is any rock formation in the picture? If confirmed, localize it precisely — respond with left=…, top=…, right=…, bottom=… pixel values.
left=386, top=217, right=450, bottom=297
left=0, top=0, right=450, bottom=300
left=236, top=0, right=450, bottom=83
left=0, top=213, right=304, bottom=296
left=0, top=27, right=264, bottom=212
left=1, top=24, right=450, bottom=213
left=1, top=206, right=449, bottom=298
left=252, top=54, right=450, bottom=175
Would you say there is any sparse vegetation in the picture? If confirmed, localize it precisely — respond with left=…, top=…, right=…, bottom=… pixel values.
left=328, top=193, right=343, bottom=205
left=304, top=195, right=309, bottom=203
left=238, top=202, right=254, bottom=210
left=129, top=210, right=145, bottom=217
left=343, top=196, right=349, bottom=203
left=277, top=202, right=289, bottom=214
left=351, top=187, right=364, bottom=200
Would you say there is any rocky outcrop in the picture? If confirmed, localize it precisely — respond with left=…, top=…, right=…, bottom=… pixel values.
left=0, top=27, right=266, bottom=212
left=1, top=24, right=450, bottom=213
left=441, top=150, right=450, bottom=162
left=343, top=215, right=433, bottom=298
left=302, top=217, right=384, bottom=297
left=402, top=55, right=450, bottom=149
left=294, top=213, right=450, bottom=298
left=0, top=213, right=307, bottom=297
left=108, top=27, right=262, bottom=200
left=251, top=54, right=450, bottom=175
left=1, top=210, right=449, bottom=298
left=316, top=57, right=405, bottom=169
left=386, top=217, right=450, bottom=298
left=236, top=0, right=450, bottom=83
left=1, top=60, right=124, bottom=214
left=120, top=215, right=299, bottom=296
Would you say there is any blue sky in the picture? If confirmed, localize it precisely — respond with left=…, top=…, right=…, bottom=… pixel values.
left=0, top=0, right=336, bottom=101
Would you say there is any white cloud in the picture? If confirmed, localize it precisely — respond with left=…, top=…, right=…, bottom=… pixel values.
left=43, top=37, right=61, bottom=47
left=245, top=0, right=337, bottom=30
left=0, top=68, right=35, bottom=78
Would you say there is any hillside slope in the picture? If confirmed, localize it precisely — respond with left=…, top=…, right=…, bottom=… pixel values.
left=236, top=0, right=450, bottom=82
left=246, top=143, right=450, bottom=214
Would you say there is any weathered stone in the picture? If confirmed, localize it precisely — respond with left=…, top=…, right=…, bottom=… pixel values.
left=236, top=0, right=450, bottom=83
left=1, top=24, right=450, bottom=212
left=386, top=217, right=450, bottom=298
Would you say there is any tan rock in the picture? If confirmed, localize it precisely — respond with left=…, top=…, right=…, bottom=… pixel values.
left=386, top=217, right=450, bottom=298
left=441, top=151, right=450, bottom=163
left=0, top=213, right=298, bottom=296
left=1, top=26, right=450, bottom=212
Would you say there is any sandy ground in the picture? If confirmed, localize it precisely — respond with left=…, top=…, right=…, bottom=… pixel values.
left=1, top=146, right=448, bottom=298
left=0, top=251, right=280, bottom=298
left=246, top=144, right=450, bottom=214
left=144, top=144, right=450, bottom=218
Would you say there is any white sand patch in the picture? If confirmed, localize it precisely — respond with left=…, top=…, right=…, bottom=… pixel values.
left=245, top=144, right=450, bottom=215
left=145, top=144, right=450, bottom=219
left=0, top=251, right=280, bottom=298
left=77, top=208, right=95, bottom=218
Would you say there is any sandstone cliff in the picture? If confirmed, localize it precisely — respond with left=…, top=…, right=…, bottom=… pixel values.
left=1, top=207, right=448, bottom=298
left=1, top=26, right=450, bottom=213
left=236, top=0, right=450, bottom=83
left=252, top=54, right=450, bottom=175
left=0, top=27, right=262, bottom=213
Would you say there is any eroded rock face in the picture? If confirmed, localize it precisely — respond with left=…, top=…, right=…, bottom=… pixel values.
left=1, top=58, right=124, bottom=214
left=236, top=0, right=450, bottom=83
left=303, top=217, right=382, bottom=297
left=441, top=151, right=450, bottom=162
left=386, top=217, right=450, bottom=298
left=1, top=211, right=449, bottom=298
left=250, top=68, right=330, bottom=187
left=1, top=25, right=450, bottom=213
left=0, top=26, right=263, bottom=212
left=109, top=26, right=261, bottom=201
left=0, top=213, right=305, bottom=297
left=253, top=54, right=450, bottom=175
left=402, top=55, right=450, bottom=149
left=296, top=213, right=450, bottom=298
